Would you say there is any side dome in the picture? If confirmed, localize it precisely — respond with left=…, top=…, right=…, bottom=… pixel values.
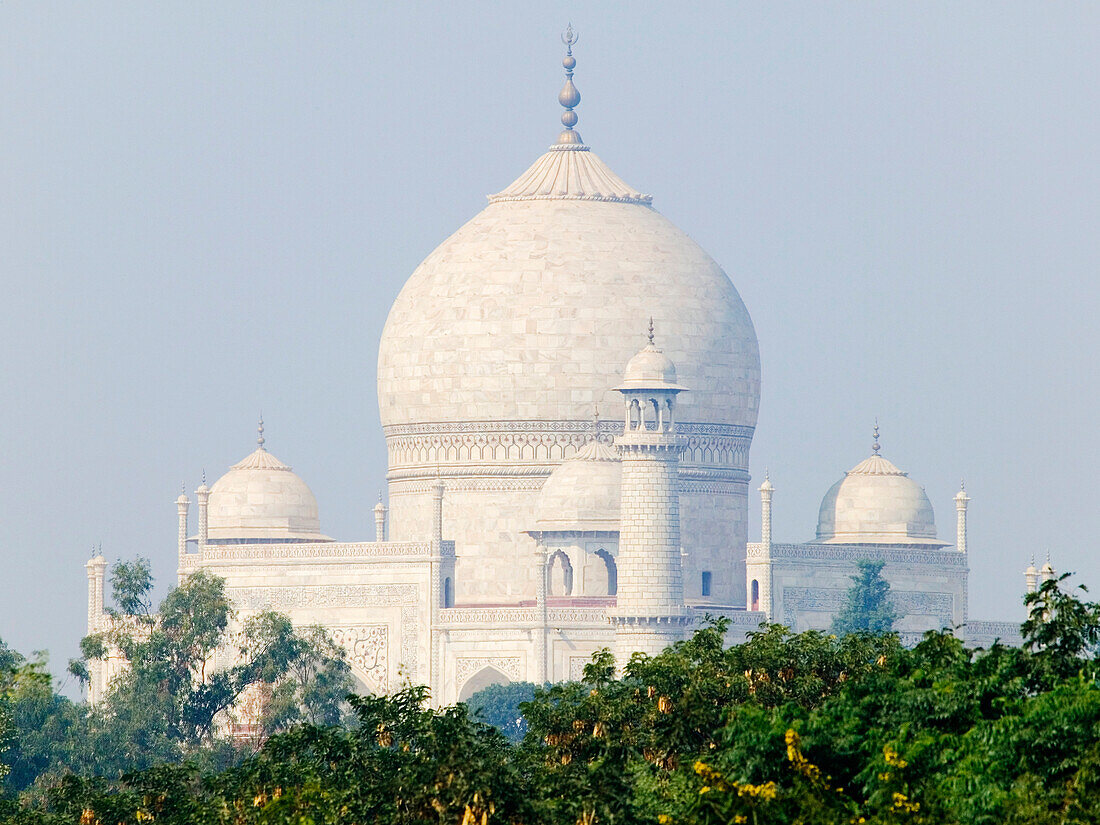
left=206, top=444, right=332, bottom=544
left=815, top=453, right=944, bottom=546
left=534, top=439, right=621, bottom=532
left=376, top=144, right=760, bottom=431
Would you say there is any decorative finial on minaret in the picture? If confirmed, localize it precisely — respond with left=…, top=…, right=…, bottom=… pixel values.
left=872, top=419, right=881, bottom=455
left=201, top=468, right=207, bottom=486
left=648, top=317, right=655, bottom=346
left=257, top=414, right=265, bottom=450
left=557, top=24, right=583, bottom=145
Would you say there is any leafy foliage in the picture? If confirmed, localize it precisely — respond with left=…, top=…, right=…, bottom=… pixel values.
left=832, top=559, right=898, bottom=635
left=8, top=576, right=1100, bottom=824
left=464, top=681, right=536, bottom=742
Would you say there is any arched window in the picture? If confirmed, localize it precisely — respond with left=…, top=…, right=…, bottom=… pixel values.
left=751, top=579, right=760, bottom=611
left=548, top=551, right=573, bottom=597
left=701, top=571, right=712, bottom=598
left=443, top=577, right=454, bottom=608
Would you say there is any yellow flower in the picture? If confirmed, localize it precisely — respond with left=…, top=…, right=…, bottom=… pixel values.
left=700, top=786, right=710, bottom=794
left=658, top=816, right=672, bottom=825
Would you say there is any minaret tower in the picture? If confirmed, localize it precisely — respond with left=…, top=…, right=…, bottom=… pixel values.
left=176, top=485, right=190, bottom=577
left=374, top=493, right=387, bottom=542
left=195, top=470, right=210, bottom=559
left=611, top=322, right=693, bottom=664
left=954, top=482, right=970, bottom=554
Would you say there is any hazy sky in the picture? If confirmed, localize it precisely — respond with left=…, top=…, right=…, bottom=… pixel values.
left=2, top=2, right=1098, bottom=691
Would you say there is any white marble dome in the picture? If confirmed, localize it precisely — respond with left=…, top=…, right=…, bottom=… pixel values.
left=376, top=144, right=760, bottom=429
left=206, top=445, right=332, bottom=544
left=534, top=439, right=621, bottom=532
left=815, top=453, right=944, bottom=546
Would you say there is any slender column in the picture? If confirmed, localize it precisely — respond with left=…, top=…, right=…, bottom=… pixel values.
left=196, top=477, right=210, bottom=556
left=534, top=541, right=548, bottom=685
left=85, top=553, right=107, bottom=705
left=954, top=483, right=970, bottom=554
left=176, top=491, right=190, bottom=573
left=374, top=495, right=387, bottom=542
left=431, top=477, right=444, bottom=543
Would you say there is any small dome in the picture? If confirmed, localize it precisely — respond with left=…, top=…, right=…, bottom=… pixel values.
left=619, top=343, right=682, bottom=388
left=203, top=447, right=332, bottom=543
left=815, top=453, right=945, bottom=546
left=533, top=439, right=621, bottom=532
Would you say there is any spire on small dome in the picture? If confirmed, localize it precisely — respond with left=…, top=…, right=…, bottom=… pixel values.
left=648, top=317, right=655, bottom=345
left=557, top=24, right=583, bottom=145
left=872, top=419, right=881, bottom=455
left=759, top=468, right=774, bottom=492
left=592, top=404, right=600, bottom=440
left=257, top=414, right=266, bottom=450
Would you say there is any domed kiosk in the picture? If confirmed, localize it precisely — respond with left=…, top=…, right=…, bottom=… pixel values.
left=745, top=425, right=977, bottom=644
left=201, top=420, right=331, bottom=545
left=378, top=34, right=760, bottom=607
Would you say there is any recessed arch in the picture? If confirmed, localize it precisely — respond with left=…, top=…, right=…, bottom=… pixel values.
left=459, top=666, right=511, bottom=702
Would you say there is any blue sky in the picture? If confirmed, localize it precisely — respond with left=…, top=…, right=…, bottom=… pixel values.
left=1, top=2, right=1097, bottom=689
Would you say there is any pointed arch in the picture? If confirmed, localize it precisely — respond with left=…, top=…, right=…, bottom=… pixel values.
left=459, top=666, right=511, bottom=702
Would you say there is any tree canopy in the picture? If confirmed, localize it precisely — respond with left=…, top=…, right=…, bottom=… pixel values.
left=831, top=558, right=898, bottom=635
left=5, top=576, right=1100, bottom=824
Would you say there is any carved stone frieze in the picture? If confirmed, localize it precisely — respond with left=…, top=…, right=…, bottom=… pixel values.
left=228, top=583, right=419, bottom=611
left=748, top=543, right=967, bottom=567
left=330, top=625, right=389, bottom=692
left=383, top=420, right=753, bottom=471
left=781, top=586, right=953, bottom=629
left=455, top=656, right=524, bottom=685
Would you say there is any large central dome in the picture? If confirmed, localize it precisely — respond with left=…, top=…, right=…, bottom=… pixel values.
left=377, top=144, right=759, bottom=429
left=375, top=43, right=761, bottom=607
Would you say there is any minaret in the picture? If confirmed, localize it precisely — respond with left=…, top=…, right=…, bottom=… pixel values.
left=374, top=493, right=387, bottom=542
left=85, top=551, right=107, bottom=704
left=1025, top=557, right=1039, bottom=594
left=195, top=470, right=210, bottom=556
left=1040, top=553, right=1056, bottom=584
left=611, top=322, right=692, bottom=664
left=176, top=486, right=190, bottom=575
left=760, top=472, right=774, bottom=550
left=954, top=482, right=970, bottom=554
left=749, top=472, right=775, bottom=616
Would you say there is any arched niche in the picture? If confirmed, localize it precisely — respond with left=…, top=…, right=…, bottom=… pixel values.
left=548, top=550, right=573, bottom=597
left=459, top=666, right=511, bottom=702
left=585, top=548, right=617, bottom=596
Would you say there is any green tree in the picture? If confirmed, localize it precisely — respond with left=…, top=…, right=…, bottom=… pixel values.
left=465, top=681, right=536, bottom=742
left=831, top=559, right=898, bottom=635
left=65, top=567, right=354, bottom=776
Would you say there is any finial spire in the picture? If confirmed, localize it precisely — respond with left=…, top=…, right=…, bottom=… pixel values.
left=872, top=418, right=881, bottom=455
left=592, top=404, right=600, bottom=440
left=648, top=317, right=655, bottom=345
left=257, top=414, right=265, bottom=450
left=557, top=24, right=583, bottom=145
left=201, top=468, right=206, bottom=485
